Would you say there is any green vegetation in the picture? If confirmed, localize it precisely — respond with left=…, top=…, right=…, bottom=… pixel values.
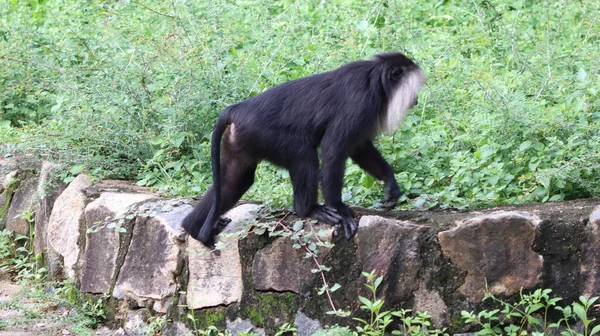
left=0, top=229, right=105, bottom=334
left=1, top=0, right=598, bottom=210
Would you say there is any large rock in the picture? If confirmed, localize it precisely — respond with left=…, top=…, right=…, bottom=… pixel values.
left=47, top=174, right=91, bottom=279
left=438, top=212, right=543, bottom=301
left=113, top=200, right=190, bottom=313
left=187, top=204, right=259, bottom=309
left=0, top=166, right=17, bottom=193
left=0, top=172, right=18, bottom=231
left=582, top=206, right=600, bottom=297
left=227, top=318, right=265, bottom=336
left=33, top=162, right=66, bottom=259
left=252, top=223, right=332, bottom=294
left=294, top=311, right=322, bottom=336
left=413, top=284, right=447, bottom=327
left=80, top=192, right=155, bottom=294
left=6, top=175, right=38, bottom=236
left=355, top=216, right=428, bottom=302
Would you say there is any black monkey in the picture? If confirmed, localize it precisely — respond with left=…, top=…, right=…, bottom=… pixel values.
left=183, top=52, right=426, bottom=247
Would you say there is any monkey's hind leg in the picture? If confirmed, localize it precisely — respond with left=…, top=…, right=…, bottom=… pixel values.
left=197, top=162, right=257, bottom=247
left=182, top=187, right=216, bottom=239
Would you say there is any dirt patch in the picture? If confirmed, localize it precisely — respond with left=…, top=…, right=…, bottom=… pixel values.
left=0, top=272, right=83, bottom=336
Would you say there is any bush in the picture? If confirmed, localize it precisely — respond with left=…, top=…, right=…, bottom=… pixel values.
left=1, top=0, right=599, bottom=209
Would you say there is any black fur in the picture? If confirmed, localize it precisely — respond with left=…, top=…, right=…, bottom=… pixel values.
left=182, top=52, right=424, bottom=247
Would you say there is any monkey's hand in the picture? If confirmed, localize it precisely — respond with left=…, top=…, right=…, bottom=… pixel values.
left=382, top=182, right=402, bottom=210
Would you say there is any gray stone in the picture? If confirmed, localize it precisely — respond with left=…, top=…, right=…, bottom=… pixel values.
left=80, top=192, right=155, bottom=294
left=227, top=317, right=265, bottom=336
left=113, top=201, right=191, bottom=313
left=356, top=216, right=428, bottom=301
left=1, top=170, right=17, bottom=193
left=47, top=174, right=91, bottom=279
left=162, top=322, right=192, bottom=336
left=0, top=174, right=18, bottom=231
left=294, top=311, right=322, bottom=336
left=33, top=162, right=66, bottom=264
left=252, top=224, right=332, bottom=294
left=413, top=284, right=447, bottom=327
left=6, top=175, right=38, bottom=236
left=582, top=206, right=600, bottom=297
left=438, top=211, right=543, bottom=302
left=123, top=309, right=150, bottom=336
left=95, top=327, right=126, bottom=336
left=187, top=204, right=259, bottom=309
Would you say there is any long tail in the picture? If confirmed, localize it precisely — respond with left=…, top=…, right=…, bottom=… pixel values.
left=197, top=108, right=231, bottom=245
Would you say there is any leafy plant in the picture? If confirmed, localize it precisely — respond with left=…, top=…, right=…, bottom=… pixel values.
left=2, top=0, right=599, bottom=210
left=352, top=271, right=447, bottom=336
left=462, top=288, right=600, bottom=336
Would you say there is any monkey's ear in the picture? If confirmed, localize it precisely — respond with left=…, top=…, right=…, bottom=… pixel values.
left=390, top=67, right=404, bottom=82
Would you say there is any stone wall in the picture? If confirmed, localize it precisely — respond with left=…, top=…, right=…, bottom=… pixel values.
left=2, top=159, right=600, bottom=335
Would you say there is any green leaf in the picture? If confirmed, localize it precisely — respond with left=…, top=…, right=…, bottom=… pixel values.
left=573, top=302, right=586, bottom=322
left=373, top=276, right=383, bottom=290
left=356, top=20, right=369, bottom=31
left=70, top=164, right=85, bottom=175
left=590, top=324, right=600, bottom=336
left=358, top=296, right=373, bottom=309
left=292, top=221, right=304, bottom=231
left=519, top=141, right=532, bottom=151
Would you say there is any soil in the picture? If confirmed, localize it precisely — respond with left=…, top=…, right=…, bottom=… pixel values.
left=0, top=272, right=74, bottom=336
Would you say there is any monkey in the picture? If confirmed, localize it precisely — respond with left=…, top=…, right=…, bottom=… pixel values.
left=182, top=52, right=426, bottom=247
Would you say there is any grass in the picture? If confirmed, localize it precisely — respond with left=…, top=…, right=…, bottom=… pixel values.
left=1, top=0, right=599, bottom=209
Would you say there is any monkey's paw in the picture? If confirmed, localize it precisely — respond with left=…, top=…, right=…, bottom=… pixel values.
left=308, top=205, right=342, bottom=224
left=382, top=185, right=402, bottom=210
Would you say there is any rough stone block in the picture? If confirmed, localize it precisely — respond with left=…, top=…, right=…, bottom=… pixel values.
left=356, top=216, right=428, bottom=302
left=413, top=284, right=447, bottom=327
left=227, top=318, right=265, bottom=336
left=113, top=201, right=191, bottom=313
left=47, top=174, right=91, bottom=279
left=438, top=211, right=543, bottom=301
left=6, top=175, right=38, bottom=236
left=80, top=192, right=155, bottom=294
left=252, top=223, right=332, bottom=294
left=187, top=204, right=259, bottom=309
left=34, top=162, right=66, bottom=258
left=0, top=169, right=17, bottom=193
left=582, top=206, right=600, bottom=297
left=294, top=311, right=322, bottom=336
left=0, top=173, right=18, bottom=231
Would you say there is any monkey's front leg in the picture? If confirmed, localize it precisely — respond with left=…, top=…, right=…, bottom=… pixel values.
left=350, top=140, right=402, bottom=210
left=320, top=151, right=358, bottom=239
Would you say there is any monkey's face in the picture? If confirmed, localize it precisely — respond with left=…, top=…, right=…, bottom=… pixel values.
left=379, top=62, right=426, bottom=134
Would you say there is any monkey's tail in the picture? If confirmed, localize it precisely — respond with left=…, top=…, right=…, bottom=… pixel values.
left=197, top=107, right=231, bottom=244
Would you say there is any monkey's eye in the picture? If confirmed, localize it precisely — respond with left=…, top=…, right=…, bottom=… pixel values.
left=390, top=67, right=404, bottom=81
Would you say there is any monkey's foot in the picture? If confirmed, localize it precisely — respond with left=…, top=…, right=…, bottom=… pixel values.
left=382, top=185, right=402, bottom=210
left=317, top=204, right=357, bottom=239
left=333, top=215, right=358, bottom=240
left=308, top=205, right=342, bottom=224
left=382, top=194, right=400, bottom=210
